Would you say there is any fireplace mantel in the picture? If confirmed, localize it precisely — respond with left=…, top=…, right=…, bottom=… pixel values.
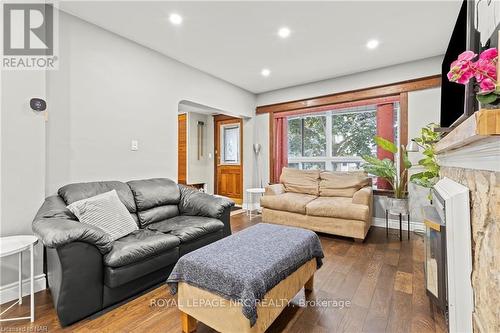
left=436, top=110, right=500, bottom=172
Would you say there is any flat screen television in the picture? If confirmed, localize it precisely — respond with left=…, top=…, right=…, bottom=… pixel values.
left=440, top=0, right=480, bottom=128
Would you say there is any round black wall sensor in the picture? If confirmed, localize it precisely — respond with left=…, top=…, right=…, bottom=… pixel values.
left=30, top=98, right=47, bottom=112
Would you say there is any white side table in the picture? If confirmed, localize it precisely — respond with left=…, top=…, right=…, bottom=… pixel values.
left=246, top=188, right=265, bottom=219
left=0, top=235, right=38, bottom=322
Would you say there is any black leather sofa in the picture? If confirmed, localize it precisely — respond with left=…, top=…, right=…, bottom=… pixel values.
left=32, top=178, right=234, bottom=326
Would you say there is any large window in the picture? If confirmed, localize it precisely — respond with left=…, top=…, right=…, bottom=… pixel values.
left=287, top=103, right=399, bottom=172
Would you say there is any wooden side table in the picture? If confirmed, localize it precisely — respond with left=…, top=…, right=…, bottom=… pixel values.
left=0, top=235, right=38, bottom=322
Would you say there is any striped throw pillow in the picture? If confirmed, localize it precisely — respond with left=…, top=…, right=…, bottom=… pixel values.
left=67, top=190, right=138, bottom=242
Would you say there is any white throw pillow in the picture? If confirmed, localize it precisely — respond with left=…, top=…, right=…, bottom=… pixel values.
left=67, top=190, right=138, bottom=241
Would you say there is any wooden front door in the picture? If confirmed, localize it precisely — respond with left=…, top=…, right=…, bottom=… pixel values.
left=214, top=115, right=243, bottom=204
left=178, top=113, right=187, bottom=184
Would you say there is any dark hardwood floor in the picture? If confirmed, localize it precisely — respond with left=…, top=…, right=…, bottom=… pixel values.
left=1, top=213, right=446, bottom=332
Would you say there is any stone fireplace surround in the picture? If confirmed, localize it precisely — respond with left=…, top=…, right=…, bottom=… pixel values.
left=435, top=110, right=500, bottom=332
left=439, top=167, right=499, bottom=333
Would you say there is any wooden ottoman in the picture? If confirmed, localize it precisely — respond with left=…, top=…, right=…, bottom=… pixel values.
left=178, top=258, right=316, bottom=333
left=167, top=223, right=324, bottom=333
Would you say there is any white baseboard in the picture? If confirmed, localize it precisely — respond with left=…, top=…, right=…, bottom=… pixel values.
left=0, top=274, right=46, bottom=305
left=372, top=217, right=425, bottom=233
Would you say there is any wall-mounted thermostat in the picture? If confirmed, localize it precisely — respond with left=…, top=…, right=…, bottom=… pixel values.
left=131, top=140, right=139, bottom=151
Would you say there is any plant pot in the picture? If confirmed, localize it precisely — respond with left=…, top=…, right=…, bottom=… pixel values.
left=476, top=108, right=500, bottom=134
left=386, top=197, right=409, bottom=215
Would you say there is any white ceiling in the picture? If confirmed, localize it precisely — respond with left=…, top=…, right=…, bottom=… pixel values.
left=60, top=1, right=462, bottom=94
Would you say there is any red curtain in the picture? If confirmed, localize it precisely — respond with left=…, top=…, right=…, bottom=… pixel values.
left=376, top=103, right=395, bottom=190
left=272, top=116, right=288, bottom=183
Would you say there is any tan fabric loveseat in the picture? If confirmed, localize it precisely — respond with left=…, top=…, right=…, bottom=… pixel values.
left=260, top=168, right=373, bottom=241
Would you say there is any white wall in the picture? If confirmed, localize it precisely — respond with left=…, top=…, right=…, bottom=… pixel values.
left=254, top=113, right=269, bottom=187
left=1, top=70, right=46, bottom=294
left=46, top=12, right=255, bottom=195
left=407, top=88, right=441, bottom=223
left=257, top=56, right=442, bottom=106
left=477, top=0, right=499, bottom=45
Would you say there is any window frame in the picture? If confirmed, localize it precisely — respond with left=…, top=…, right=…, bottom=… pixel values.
left=287, top=104, right=400, bottom=172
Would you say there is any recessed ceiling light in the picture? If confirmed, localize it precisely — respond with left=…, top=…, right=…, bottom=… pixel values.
left=278, top=27, right=291, bottom=39
left=169, top=13, right=183, bottom=25
left=261, top=68, right=271, bottom=77
left=366, top=39, right=379, bottom=49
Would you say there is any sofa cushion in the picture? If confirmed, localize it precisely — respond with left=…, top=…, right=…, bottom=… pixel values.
left=127, top=178, right=180, bottom=228
left=260, top=192, right=317, bottom=214
left=104, top=229, right=180, bottom=267
left=127, top=178, right=180, bottom=210
left=306, top=197, right=370, bottom=221
left=319, top=171, right=371, bottom=197
left=104, top=247, right=178, bottom=288
left=280, top=168, right=320, bottom=195
left=179, top=230, right=224, bottom=257
left=146, top=215, right=224, bottom=243
left=67, top=190, right=139, bottom=242
left=59, top=181, right=136, bottom=213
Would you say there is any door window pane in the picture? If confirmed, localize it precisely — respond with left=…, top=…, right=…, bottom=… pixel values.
left=221, top=125, right=240, bottom=164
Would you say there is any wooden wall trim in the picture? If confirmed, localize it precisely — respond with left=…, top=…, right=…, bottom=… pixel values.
left=269, top=111, right=274, bottom=184
left=256, top=75, right=441, bottom=114
left=177, top=114, right=187, bottom=185
left=399, top=92, right=409, bottom=176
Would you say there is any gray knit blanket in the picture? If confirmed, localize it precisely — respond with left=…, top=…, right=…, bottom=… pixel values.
left=166, top=223, right=324, bottom=327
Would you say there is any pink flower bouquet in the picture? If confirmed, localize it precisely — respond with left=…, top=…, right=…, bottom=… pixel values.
left=448, top=48, right=499, bottom=107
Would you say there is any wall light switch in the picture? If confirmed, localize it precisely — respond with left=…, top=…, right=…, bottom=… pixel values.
left=131, top=140, right=139, bottom=151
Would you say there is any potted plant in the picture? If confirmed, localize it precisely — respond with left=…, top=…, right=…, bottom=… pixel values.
left=409, top=123, right=442, bottom=202
left=362, top=136, right=412, bottom=214
left=447, top=48, right=499, bottom=109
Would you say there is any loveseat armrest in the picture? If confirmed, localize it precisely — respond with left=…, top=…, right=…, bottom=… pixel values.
left=264, top=184, right=285, bottom=196
left=32, top=195, right=112, bottom=254
left=352, top=186, right=373, bottom=207
left=178, top=185, right=234, bottom=219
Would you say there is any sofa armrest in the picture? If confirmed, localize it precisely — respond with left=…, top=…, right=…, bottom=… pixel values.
left=352, top=186, right=373, bottom=206
left=32, top=195, right=112, bottom=254
left=264, top=184, right=285, bottom=196
left=46, top=242, right=104, bottom=326
left=178, top=185, right=235, bottom=219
